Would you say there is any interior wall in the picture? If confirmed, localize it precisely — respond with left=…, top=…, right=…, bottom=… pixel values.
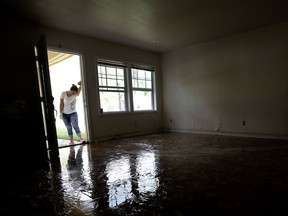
left=162, top=21, right=288, bottom=139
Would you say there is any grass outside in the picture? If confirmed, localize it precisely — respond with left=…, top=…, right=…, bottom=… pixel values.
left=56, top=127, right=86, bottom=141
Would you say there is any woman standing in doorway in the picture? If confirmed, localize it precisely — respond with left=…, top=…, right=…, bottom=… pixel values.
left=59, top=81, right=84, bottom=144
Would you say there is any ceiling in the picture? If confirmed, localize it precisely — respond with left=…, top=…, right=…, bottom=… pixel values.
left=3, top=0, right=288, bottom=53
left=48, top=51, right=72, bottom=66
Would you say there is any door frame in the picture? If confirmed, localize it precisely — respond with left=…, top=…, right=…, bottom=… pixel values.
left=47, top=46, right=90, bottom=146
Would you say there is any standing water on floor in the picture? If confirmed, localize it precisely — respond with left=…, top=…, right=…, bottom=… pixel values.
left=54, top=142, right=163, bottom=215
left=3, top=132, right=288, bottom=216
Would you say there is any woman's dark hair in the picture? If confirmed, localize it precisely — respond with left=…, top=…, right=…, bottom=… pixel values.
left=70, top=84, right=78, bottom=92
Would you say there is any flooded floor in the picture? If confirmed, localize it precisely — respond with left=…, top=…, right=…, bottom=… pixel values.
left=58, top=138, right=85, bottom=148
left=3, top=132, right=288, bottom=215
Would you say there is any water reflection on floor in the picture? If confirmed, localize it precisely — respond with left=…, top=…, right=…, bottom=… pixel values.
left=53, top=138, right=162, bottom=215
left=3, top=132, right=288, bottom=215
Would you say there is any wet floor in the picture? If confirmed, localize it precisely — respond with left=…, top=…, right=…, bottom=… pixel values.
left=3, top=132, right=288, bottom=215
left=58, top=138, right=85, bottom=148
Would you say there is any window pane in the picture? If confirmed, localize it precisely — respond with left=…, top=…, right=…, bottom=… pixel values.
left=139, top=80, right=145, bottom=88
left=99, top=66, right=105, bottom=74
left=132, top=79, right=138, bottom=88
left=99, top=77, right=106, bottom=86
left=107, top=67, right=116, bottom=75
left=98, top=67, right=106, bottom=85
left=138, top=70, right=146, bottom=79
left=146, top=80, right=152, bottom=88
left=116, top=68, right=124, bottom=77
left=107, top=79, right=117, bottom=87
left=117, top=79, right=125, bottom=87
left=145, top=72, right=151, bottom=80
left=131, top=69, right=152, bottom=89
left=133, top=91, right=152, bottom=111
left=99, top=91, right=126, bottom=112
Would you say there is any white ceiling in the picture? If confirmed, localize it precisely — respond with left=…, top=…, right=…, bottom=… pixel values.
left=3, top=0, right=288, bottom=53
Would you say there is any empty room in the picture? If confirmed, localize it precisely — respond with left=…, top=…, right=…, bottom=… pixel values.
left=1, top=0, right=288, bottom=215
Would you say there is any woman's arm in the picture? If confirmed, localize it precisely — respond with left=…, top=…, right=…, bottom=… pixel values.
left=60, top=98, right=64, bottom=113
left=77, top=81, right=82, bottom=95
left=59, top=98, right=64, bottom=119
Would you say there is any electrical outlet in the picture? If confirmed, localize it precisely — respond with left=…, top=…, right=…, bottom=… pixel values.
left=242, top=120, right=246, bottom=126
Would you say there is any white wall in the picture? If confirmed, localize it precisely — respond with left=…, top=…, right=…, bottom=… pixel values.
left=162, top=21, right=288, bottom=139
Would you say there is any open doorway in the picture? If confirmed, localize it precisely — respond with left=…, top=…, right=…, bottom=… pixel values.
left=48, top=49, right=87, bottom=148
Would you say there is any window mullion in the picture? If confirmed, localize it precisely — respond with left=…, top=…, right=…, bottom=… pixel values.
left=126, top=64, right=133, bottom=112
left=152, top=72, right=156, bottom=110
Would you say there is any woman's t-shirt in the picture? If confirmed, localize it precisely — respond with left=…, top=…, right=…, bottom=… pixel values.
left=60, top=91, right=77, bottom=114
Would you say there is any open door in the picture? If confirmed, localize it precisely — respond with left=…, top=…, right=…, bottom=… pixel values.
left=35, top=34, right=59, bottom=158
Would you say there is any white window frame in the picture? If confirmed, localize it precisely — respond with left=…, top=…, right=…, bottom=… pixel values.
left=131, top=65, right=156, bottom=111
left=97, top=59, right=157, bottom=114
left=97, top=59, right=128, bottom=113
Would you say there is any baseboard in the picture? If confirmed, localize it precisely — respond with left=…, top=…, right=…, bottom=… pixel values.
left=162, top=128, right=288, bottom=141
left=93, top=129, right=162, bottom=143
left=91, top=128, right=288, bottom=143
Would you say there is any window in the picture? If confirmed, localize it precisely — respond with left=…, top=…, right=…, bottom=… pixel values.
left=131, top=67, right=154, bottom=111
left=97, top=59, right=156, bottom=113
left=98, top=61, right=127, bottom=112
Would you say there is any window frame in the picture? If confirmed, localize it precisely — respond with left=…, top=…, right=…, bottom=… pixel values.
left=130, top=65, right=156, bottom=112
left=97, top=59, right=157, bottom=114
left=97, top=60, right=128, bottom=113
